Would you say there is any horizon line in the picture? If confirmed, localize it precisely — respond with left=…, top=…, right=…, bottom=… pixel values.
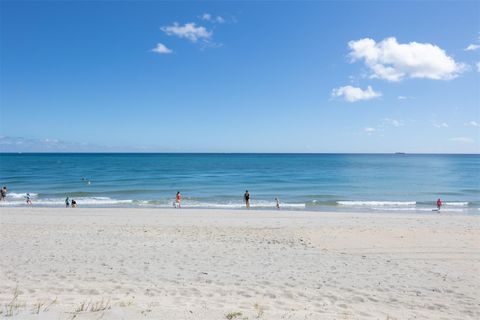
left=1, top=152, right=479, bottom=155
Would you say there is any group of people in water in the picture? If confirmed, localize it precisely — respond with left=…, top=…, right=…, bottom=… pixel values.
left=173, top=190, right=281, bottom=209
left=1, top=184, right=445, bottom=211
left=65, top=197, right=77, bottom=208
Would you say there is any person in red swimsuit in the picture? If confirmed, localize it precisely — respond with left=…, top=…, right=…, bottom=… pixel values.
left=436, top=198, right=443, bottom=211
left=176, top=191, right=182, bottom=208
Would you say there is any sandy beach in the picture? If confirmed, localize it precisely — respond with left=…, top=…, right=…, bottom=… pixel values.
left=0, top=208, right=479, bottom=319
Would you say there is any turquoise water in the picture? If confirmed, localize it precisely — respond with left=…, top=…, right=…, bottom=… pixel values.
left=0, top=153, right=479, bottom=213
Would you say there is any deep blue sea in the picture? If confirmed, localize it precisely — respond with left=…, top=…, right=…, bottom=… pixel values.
left=0, top=153, right=479, bottom=213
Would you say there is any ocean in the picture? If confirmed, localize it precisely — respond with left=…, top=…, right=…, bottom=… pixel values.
left=0, top=153, right=478, bottom=213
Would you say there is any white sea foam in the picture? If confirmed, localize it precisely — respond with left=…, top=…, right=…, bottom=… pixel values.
left=186, top=201, right=305, bottom=209
left=337, top=201, right=416, bottom=206
left=0, top=196, right=472, bottom=212
left=445, top=202, right=469, bottom=207
left=0, top=196, right=132, bottom=206
left=0, top=197, right=303, bottom=209
left=6, top=192, right=38, bottom=199
left=139, top=200, right=304, bottom=209
left=372, top=207, right=465, bottom=212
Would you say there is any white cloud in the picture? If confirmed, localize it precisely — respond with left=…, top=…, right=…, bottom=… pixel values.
left=363, top=127, right=376, bottom=135
left=465, top=44, right=480, bottom=51
left=465, top=36, right=480, bottom=51
left=201, top=13, right=212, bottom=21
left=449, top=137, right=475, bottom=143
left=476, top=62, right=480, bottom=72
left=382, top=118, right=404, bottom=127
left=465, top=121, right=479, bottom=127
left=397, top=96, right=407, bottom=100
left=433, top=122, right=449, bottom=128
left=348, top=37, right=466, bottom=81
left=331, top=85, right=381, bottom=102
left=201, top=13, right=226, bottom=23
left=161, top=22, right=212, bottom=42
left=151, top=43, right=172, bottom=54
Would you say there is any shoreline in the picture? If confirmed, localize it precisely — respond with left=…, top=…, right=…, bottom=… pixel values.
left=1, top=207, right=479, bottom=319
left=1, top=202, right=477, bottom=215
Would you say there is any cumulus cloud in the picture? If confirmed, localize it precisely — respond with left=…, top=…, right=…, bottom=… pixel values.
left=151, top=43, right=172, bottom=54
left=201, top=13, right=225, bottom=23
left=450, top=137, right=475, bottom=143
left=465, top=121, right=479, bottom=127
left=348, top=37, right=466, bottom=81
left=331, top=85, right=381, bottom=102
left=161, top=22, right=212, bottom=42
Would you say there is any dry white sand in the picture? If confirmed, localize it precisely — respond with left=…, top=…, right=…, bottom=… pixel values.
left=0, top=207, right=479, bottom=319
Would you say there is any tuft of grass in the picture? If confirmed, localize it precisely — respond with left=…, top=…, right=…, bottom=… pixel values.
left=226, top=311, right=243, bottom=320
left=74, top=298, right=110, bottom=313
left=4, top=286, right=25, bottom=317
left=74, top=301, right=86, bottom=313
left=31, top=297, right=58, bottom=314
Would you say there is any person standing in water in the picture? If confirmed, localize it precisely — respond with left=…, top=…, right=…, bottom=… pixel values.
left=175, top=191, right=181, bottom=208
left=1, top=186, right=7, bottom=201
left=244, top=190, right=250, bottom=209
left=275, top=197, right=280, bottom=210
left=25, top=193, right=32, bottom=205
left=436, top=198, right=443, bottom=211
left=65, top=196, right=70, bottom=208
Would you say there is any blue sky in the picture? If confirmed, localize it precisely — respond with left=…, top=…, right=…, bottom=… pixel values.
left=0, top=1, right=479, bottom=153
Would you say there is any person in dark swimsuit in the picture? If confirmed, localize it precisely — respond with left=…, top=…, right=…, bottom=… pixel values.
left=244, top=190, right=250, bottom=209
left=26, top=193, right=32, bottom=205
left=1, top=186, right=7, bottom=201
